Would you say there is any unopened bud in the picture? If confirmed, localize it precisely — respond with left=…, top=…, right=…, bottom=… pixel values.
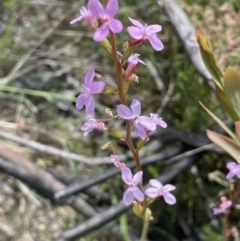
left=102, top=85, right=118, bottom=94
left=107, top=127, right=124, bottom=139
left=133, top=202, right=143, bottom=217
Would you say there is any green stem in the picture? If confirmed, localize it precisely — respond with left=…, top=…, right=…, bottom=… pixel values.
left=140, top=219, right=149, bottom=241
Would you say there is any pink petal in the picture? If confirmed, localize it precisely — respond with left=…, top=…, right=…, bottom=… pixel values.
left=122, top=167, right=133, bottom=184
left=222, top=200, right=232, bottom=209
left=145, top=187, right=159, bottom=198
left=106, top=0, right=118, bottom=17
left=85, top=95, right=95, bottom=114
left=132, top=171, right=143, bottom=185
left=213, top=208, right=222, bottom=215
left=123, top=188, right=133, bottom=206
left=139, top=116, right=156, bottom=131
left=226, top=171, right=235, bottom=179
left=76, top=94, right=86, bottom=110
left=149, top=179, right=163, bottom=189
left=117, top=104, right=133, bottom=119
left=148, top=35, right=164, bottom=51
left=163, top=184, right=176, bottom=192
left=70, top=15, right=84, bottom=24
left=131, top=99, right=141, bottom=116
left=136, top=123, right=147, bottom=140
left=90, top=82, right=105, bottom=94
left=127, top=26, right=144, bottom=40
left=132, top=187, right=144, bottom=201
left=109, top=19, right=123, bottom=33
left=93, top=24, right=109, bottom=41
left=128, top=17, right=144, bottom=29
left=85, top=69, right=95, bottom=87
left=163, top=192, right=176, bottom=205
left=88, top=0, right=105, bottom=17
left=227, top=162, right=237, bottom=170
left=157, top=119, right=167, bottom=128
left=146, top=24, right=162, bottom=34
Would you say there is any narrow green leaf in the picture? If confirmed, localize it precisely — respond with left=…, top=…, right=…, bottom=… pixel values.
left=223, top=67, right=240, bottom=117
left=207, top=130, right=240, bottom=161
left=216, top=85, right=240, bottom=121
left=199, top=101, right=238, bottom=142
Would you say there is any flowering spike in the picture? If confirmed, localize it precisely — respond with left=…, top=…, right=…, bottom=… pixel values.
left=88, top=0, right=123, bottom=41
left=127, top=17, right=164, bottom=51
left=76, top=69, right=105, bottom=114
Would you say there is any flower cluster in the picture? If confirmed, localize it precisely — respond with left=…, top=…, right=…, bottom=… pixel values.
left=71, top=0, right=173, bottom=210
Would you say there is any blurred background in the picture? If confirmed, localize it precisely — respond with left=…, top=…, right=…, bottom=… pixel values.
left=0, top=0, right=240, bottom=240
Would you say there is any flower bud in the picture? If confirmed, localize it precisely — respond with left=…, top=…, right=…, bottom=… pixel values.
left=133, top=202, right=143, bottom=217
left=107, top=127, right=124, bottom=139
left=102, top=85, right=118, bottom=94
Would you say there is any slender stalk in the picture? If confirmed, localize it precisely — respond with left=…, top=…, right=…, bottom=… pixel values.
left=223, top=211, right=229, bottom=241
left=140, top=220, right=149, bottom=241
left=109, top=30, right=149, bottom=237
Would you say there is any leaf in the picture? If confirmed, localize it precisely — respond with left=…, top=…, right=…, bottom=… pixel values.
left=216, top=85, right=240, bottom=121
left=196, top=30, right=224, bottom=89
left=199, top=101, right=238, bottom=142
left=207, top=130, right=240, bottom=161
left=223, top=67, right=240, bottom=118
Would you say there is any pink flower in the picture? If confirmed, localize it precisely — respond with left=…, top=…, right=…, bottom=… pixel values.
left=122, top=167, right=144, bottom=206
left=213, top=200, right=232, bottom=215
left=81, top=119, right=106, bottom=136
left=127, top=17, right=164, bottom=51
left=226, top=162, right=240, bottom=179
left=117, top=99, right=155, bottom=139
left=145, top=179, right=176, bottom=205
left=70, top=7, right=96, bottom=28
left=108, top=154, right=124, bottom=169
left=76, top=69, right=105, bottom=114
left=88, top=0, right=123, bottom=41
left=149, top=113, right=167, bottom=129
left=125, top=53, right=145, bottom=79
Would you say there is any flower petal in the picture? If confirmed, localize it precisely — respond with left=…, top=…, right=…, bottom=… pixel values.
left=146, top=24, right=162, bottom=34
left=85, top=95, right=95, bottom=114
left=226, top=171, right=235, bottom=179
left=90, top=82, right=105, bottom=94
left=106, top=0, right=118, bottom=17
left=149, top=179, right=163, bottom=189
left=132, top=187, right=144, bottom=202
left=139, top=116, right=156, bottom=131
left=145, top=187, right=159, bottom=198
left=70, top=15, right=84, bottom=24
left=163, top=184, right=176, bottom=192
left=109, top=19, right=123, bottom=33
left=127, top=26, right=144, bottom=40
left=227, top=162, right=237, bottom=170
left=136, top=123, right=147, bottom=139
left=122, top=167, right=133, bottom=184
left=85, top=69, right=95, bottom=87
left=213, top=208, right=222, bottom=215
left=123, top=188, right=133, bottom=206
left=128, top=17, right=144, bottom=29
left=132, top=171, right=143, bottom=185
left=222, top=200, right=232, bottom=209
left=163, top=192, right=176, bottom=205
left=117, top=104, right=133, bottom=119
left=148, top=35, right=164, bottom=51
left=76, top=94, right=86, bottom=110
left=93, top=24, right=109, bottom=41
left=88, top=0, right=105, bottom=17
left=131, top=99, right=141, bottom=116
